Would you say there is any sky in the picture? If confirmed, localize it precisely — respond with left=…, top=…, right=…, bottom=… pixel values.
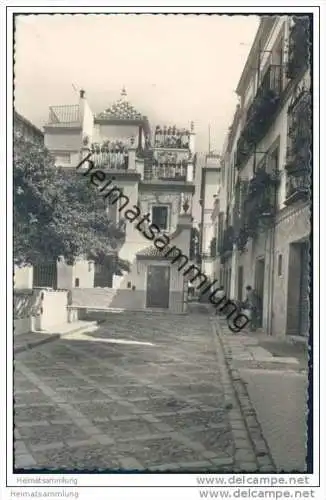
left=14, top=14, right=259, bottom=154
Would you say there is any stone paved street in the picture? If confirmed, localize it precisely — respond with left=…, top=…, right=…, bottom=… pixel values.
left=14, top=312, right=258, bottom=472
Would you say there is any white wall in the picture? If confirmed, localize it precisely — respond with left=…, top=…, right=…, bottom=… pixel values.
left=57, top=260, right=73, bottom=289
left=14, top=265, right=33, bottom=289
left=45, top=129, right=82, bottom=151
left=203, top=170, right=219, bottom=212
left=82, top=99, right=94, bottom=141
left=94, top=124, right=139, bottom=144
left=73, top=260, right=94, bottom=288
left=57, top=259, right=94, bottom=289
left=39, top=290, right=68, bottom=330
left=14, top=317, right=32, bottom=335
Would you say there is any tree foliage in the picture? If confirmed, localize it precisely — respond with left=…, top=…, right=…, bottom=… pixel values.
left=14, top=129, right=127, bottom=268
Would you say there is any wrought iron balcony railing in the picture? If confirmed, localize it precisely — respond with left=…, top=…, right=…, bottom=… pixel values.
left=235, top=66, right=282, bottom=170
left=218, top=226, right=234, bottom=255
left=244, top=65, right=282, bottom=142
left=235, top=133, right=252, bottom=169
left=285, top=170, right=310, bottom=205
left=284, top=90, right=311, bottom=205
left=287, top=16, right=310, bottom=80
left=285, top=91, right=311, bottom=173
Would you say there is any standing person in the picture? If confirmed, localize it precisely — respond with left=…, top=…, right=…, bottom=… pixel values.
left=214, top=286, right=225, bottom=315
left=244, top=285, right=259, bottom=331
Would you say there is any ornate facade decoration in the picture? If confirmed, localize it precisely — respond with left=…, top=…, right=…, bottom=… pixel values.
left=97, top=87, right=144, bottom=121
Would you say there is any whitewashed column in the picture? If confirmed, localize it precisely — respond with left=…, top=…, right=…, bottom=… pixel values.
left=186, top=160, right=194, bottom=182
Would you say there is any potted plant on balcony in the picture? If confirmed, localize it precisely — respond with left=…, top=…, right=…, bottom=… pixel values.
left=287, top=17, right=310, bottom=80
left=244, top=90, right=281, bottom=145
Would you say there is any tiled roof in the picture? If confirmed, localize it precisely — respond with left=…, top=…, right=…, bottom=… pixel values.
left=97, top=87, right=144, bottom=121
left=136, top=244, right=181, bottom=259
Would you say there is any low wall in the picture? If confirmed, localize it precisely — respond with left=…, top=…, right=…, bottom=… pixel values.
left=40, top=290, right=68, bottom=330
left=75, top=289, right=185, bottom=314
left=110, top=289, right=145, bottom=310
left=14, top=317, right=33, bottom=335
left=14, top=265, right=33, bottom=289
left=13, top=289, right=41, bottom=335
left=13, top=288, right=72, bottom=334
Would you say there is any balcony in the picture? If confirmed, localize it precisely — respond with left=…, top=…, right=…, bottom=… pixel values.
left=235, top=66, right=282, bottom=170
left=219, top=226, right=234, bottom=256
left=287, top=16, right=310, bottom=80
left=88, top=141, right=130, bottom=170
left=245, top=169, right=279, bottom=220
left=244, top=65, right=282, bottom=144
left=232, top=171, right=279, bottom=251
left=284, top=91, right=311, bottom=205
left=154, top=126, right=190, bottom=149
left=235, top=133, right=252, bottom=169
left=285, top=171, right=310, bottom=205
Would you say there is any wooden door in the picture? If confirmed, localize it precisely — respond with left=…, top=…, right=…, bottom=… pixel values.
left=299, top=242, right=309, bottom=336
left=146, top=266, right=170, bottom=309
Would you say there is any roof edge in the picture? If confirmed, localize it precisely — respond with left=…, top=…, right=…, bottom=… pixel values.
left=236, top=16, right=278, bottom=96
left=14, top=110, right=44, bottom=137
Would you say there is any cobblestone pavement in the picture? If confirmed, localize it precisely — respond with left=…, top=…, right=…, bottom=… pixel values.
left=239, top=369, right=308, bottom=472
left=14, top=312, right=259, bottom=472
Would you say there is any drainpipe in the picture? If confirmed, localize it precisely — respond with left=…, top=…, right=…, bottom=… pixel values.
left=199, top=167, right=206, bottom=275
left=268, top=182, right=277, bottom=335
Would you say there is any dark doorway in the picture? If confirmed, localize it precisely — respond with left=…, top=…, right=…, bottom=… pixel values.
left=255, top=258, right=265, bottom=328
left=94, top=257, right=114, bottom=288
left=299, top=242, right=309, bottom=336
left=94, top=265, right=113, bottom=287
left=287, top=241, right=309, bottom=336
left=146, top=266, right=170, bottom=308
left=33, top=262, right=57, bottom=289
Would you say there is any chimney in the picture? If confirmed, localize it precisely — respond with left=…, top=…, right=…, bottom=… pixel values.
left=79, top=89, right=86, bottom=123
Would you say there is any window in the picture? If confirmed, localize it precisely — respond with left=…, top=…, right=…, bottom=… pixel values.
left=75, top=278, right=80, bottom=287
left=152, top=206, right=169, bottom=230
left=278, top=254, right=283, bottom=277
left=55, top=153, right=71, bottom=166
